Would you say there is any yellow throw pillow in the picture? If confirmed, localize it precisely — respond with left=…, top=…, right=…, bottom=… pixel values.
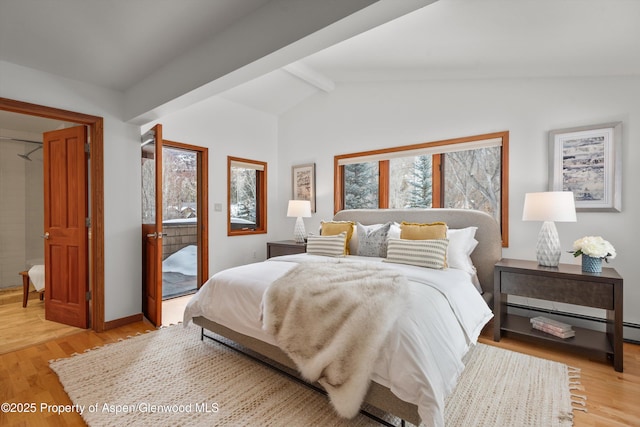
left=400, top=221, right=447, bottom=240
left=320, top=221, right=355, bottom=254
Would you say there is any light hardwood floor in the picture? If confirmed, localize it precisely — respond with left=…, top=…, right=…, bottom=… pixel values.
left=0, top=287, right=83, bottom=355
left=1, top=318, right=638, bottom=426
left=161, top=294, right=194, bottom=326
left=0, top=287, right=193, bottom=355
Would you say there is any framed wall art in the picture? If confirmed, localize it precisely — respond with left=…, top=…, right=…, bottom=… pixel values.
left=292, top=163, right=316, bottom=212
left=549, top=122, right=622, bottom=212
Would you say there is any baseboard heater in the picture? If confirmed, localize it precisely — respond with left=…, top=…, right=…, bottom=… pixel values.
left=507, top=302, right=640, bottom=345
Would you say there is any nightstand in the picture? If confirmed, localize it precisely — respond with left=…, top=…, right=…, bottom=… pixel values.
left=494, top=258, right=624, bottom=372
left=267, top=240, right=306, bottom=258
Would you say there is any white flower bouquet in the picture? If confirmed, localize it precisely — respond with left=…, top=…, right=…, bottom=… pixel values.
left=571, top=236, right=616, bottom=262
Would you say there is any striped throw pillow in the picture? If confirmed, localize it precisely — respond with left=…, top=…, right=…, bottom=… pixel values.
left=384, top=238, right=449, bottom=269
left=306, top=232, right=347, bottom=257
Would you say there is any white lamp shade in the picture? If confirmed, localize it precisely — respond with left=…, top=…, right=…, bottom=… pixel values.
left=522, top=191, right=577, bottom=222
left=287, top=200, right=312, bottom=218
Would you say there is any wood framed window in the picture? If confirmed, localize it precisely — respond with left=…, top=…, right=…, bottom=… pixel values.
left=228, top=156, right=267, bottom=236
left=334, top=131, right=509, bottom=246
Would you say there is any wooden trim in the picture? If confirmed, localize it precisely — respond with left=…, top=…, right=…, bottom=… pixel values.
left=334, top=131, right=508, bottom=164
left=91, top=117, right=105, bottom=331
left=500, top=132, right=510, bottom=247
left=333, top=131, right=509, bottom=246
left=0, top=97, right=106, bottom=332
left=103, top=313, right=144, bottom=330
left=227, top=156, right=268, bottom=236
left=0, top=97, right=103, bottom=124
left=259, top=161, right=267, bottom=233
left=163, top=139, right=209, bottom=288
left=154, top=124, right=164, bottom=327
left=199, top=147, right=209, bottom=285
left=334, top=161, right=344, bottom=214
left=432, top=154, right=442, bottom=208
left=378, top=160, right=389, bottom=209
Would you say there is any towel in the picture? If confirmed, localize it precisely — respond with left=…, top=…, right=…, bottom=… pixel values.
left=28, top=265, right=45, bottom=291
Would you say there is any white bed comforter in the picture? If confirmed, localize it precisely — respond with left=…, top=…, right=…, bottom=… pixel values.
left=183, top=254, right=493, bottom=427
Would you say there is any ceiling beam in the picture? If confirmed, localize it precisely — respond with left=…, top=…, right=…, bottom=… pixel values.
left=283, top=62, right=335, bottom=92
left=124, top=0, right=438, bottom=125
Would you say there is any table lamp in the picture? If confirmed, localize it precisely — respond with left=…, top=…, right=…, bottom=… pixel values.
left=287, top=200, right=312, bottom=243
left=522, top=191, right=576, bottom=267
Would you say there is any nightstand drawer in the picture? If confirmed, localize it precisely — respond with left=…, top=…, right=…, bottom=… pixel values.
left=501, top=271, right=613, bottom=309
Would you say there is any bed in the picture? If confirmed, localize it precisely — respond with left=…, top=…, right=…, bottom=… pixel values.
left=184, top=208, right=503, bottom=426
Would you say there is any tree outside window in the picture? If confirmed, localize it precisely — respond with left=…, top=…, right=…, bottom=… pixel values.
left=344, top=161, right=378, bottom=209
left=335, top=132, right=509, bottom=246
left=228, top=157, right=267, bottom=235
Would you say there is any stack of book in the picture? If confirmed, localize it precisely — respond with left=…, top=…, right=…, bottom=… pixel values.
left=530, top=316, right=575, bottom=339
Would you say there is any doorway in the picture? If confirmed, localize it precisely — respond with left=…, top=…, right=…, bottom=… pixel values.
left=161, top=143, right=201, bottom=300
left=141, top=125, right=208, bottom=327
left=0, top=97, right=105, bottom=332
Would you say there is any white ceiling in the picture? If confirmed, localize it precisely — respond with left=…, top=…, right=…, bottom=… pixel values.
left=0, top=0, right=271, bottom=92
left=302, top=0, right=640, bottom=81
left=1, top=0, right=639, bottom=124
left=222, top=0, right=640, bottom=114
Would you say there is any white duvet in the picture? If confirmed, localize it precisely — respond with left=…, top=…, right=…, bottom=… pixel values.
left=183, top=254, right=493, bottom=427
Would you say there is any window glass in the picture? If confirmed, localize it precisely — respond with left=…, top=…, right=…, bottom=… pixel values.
left=343, top=161, right=378, bottom=209
left=334, top=132, right=508, bottom=246
left=228, top=157, right=266, bottom=234
left=389, top=155, right=432, bottom=209
left=163, top=147, right=197, bottom=221
left=443, top=146, right=501, bottom=223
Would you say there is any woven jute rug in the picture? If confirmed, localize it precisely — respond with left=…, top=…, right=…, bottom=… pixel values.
left=50, top=324, right=580, bottom=426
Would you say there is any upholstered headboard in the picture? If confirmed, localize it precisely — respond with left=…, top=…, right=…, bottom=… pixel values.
left=333, top=208, right=503, bottom=307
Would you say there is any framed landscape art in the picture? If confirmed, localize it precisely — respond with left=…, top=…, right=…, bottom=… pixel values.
left=292, top=163, right=316, bottom=212
left=549, top=122, right=622, bottom=212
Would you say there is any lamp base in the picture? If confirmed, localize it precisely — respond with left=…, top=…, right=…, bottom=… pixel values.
left=536, top=221, right=561, bottom=267
left=293, top=217, right=306, bottom=243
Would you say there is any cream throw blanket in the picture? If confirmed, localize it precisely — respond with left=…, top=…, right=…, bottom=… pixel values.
left=262, top=262, right=409, bottom=418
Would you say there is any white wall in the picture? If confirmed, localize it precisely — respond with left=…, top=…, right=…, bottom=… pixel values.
left=0, top=130, right=44, bottom=290
left=0, top=61, right=142, bottom=322
left=3, top=55, right=637, bottom=336
left=151, top=97, right=279, bottom=275
left=277, top=76, right=640, bottom=336
left=0, top=138, right=27, bottom=288
left=0, top=60, right=279, bottom=322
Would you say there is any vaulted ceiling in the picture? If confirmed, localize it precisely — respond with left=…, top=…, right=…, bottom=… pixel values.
left=1, top=0, right=639, bottom=124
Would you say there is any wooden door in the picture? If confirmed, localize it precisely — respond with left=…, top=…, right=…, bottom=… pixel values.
left=141, top=124, right=163, bottom=326
left=43, top=126, right=89, bottom=328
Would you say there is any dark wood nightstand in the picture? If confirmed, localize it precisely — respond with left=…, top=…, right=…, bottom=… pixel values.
left=267, top=240, right=306, bottom=258
left=494, top=258, right=624, bottom=372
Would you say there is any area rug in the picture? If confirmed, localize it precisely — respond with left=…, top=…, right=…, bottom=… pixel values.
left=50, top=324, right=580, bottom=427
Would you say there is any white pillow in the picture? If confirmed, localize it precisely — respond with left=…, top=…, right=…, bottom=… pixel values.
left=306, top=232, right=347, bottom=257
left=388, top=222, right=401, bottom=240
left=447, top=227, right=482, bottom=293
left=356, top=222, right=392, bottom=257
left=384, top=238, right=449, bottom=269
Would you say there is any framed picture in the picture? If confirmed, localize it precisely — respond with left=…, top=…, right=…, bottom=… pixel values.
left=549, top=122, right=622, bottom=212
left=292, top=163, right=316, bottom=212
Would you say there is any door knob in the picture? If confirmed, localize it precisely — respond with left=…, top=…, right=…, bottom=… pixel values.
left=41, top=232, right=50, bottom=239
left=146, top=232, right=168, bottom=238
